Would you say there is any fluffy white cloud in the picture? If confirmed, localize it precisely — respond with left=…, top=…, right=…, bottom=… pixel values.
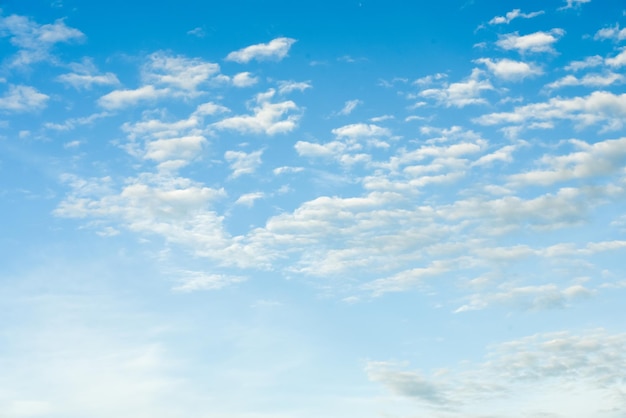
left=488, top=9, right=544, bottom=25
left=295, top=140, right=348, bottom=159
left=224, top=149, right=263, bottom=178
left=475, top=58, right=543, bottom=81
left=565, top=55, right=604, bottom=71
left=214, top=89, right=300, bottom=135
left=0, top=13, right=84, bottom=66
left=98, top=85, right=170, bottom=110
left=225, top=37, right=296, bottom=63
left=475, top=91, right=626, bottom=131
left=143, top=52, right=221, bottom=91
left=0, top=84, right=48, bottom=112
left=594, top=24, right=626, bottom=41
left=508, top=137, right=626, bottom=186
left=232, top=71, right=259, bottom=87
left=420, top=69, right=493, bottom=107
left=497, top=29, right=565, bottom=53
left=332, top=123, right=391, bottom=139
left=606, top=48, right=626, bottom=67
left=144, top=135, right=207, bottom=163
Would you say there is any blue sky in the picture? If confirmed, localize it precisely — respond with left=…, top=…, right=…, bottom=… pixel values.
left=1, top=0, right=626, bottom=417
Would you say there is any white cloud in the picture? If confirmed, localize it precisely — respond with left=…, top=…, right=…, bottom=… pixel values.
left=564, top=55, right=604, bottom=71
left=456, top=283, right=594, bottom=312
left=295, top=140, right=348, bottom=159
left=57, top=72, right=120, bottom=89
left=545, top=72, right=624, bottom=89
left=488, top=9, right=544, bottom=25
left=98, top=85, right=170, bottom=110
left=420, top=69, right=493, bottom=107
left=508, top=137, right=626, bottom=186
left=472, top=144, right=520, bottom=166
left=559, top=0, right=591, bottom=10
left=232, top=72, right=259, bottom=87
left=277, top=80, right=312, bottom=95
left=474, top=58, right=543, bottom=81
left=363, top=262, right=451, bottom=296
left=214, top=90, right=300, bottom=135
left=225, top=37, right=296, bottom=63
left=475, top=91, right=626, bottom=131
left=224, top=149, right=263, bottom=178
left=144, top=135, right=207, bottom=163
left=143, top=52, right=221, bottom=91
left=332, top=123, right=391, bottom=139
left=367, top=329, right=626, bottom=416
left=413, top=73, right=447, bottom=86
left=0, top=13, right=84, bottom=66
left=186, top=27, right=205, bottom=38
left=235, top=192, right=265, bottom=207
left=45, top=111, right=110, bottom=131
left=273, top=166, right=304, bottom=175
left=173, top=271, right=245, bottom=292
left=606, top=48, right=626, bottom=67
left=497, top=29, right=565, bottom=53
left=338, top=99, right=362, bottom=115
left=370, top=115, right=394, bottom=122
left=55, top=173, right=234, bottom=264
left=594, top=24, right=626, bottom=42
left=0, top=84, right=48, bottom=112
left=194, top=101, right=230, bottom=116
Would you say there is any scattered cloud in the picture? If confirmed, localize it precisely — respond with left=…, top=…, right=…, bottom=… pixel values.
left=545, top=71, right=624, bottom=89
left=337, top=99, right=362, bottom=115
left=594, top=24, right=626, bottom=42
left=0, top=13, right=84, bottom=66
left=232, top=71, right=259, bottom=87
left=368, top=329, right=626, bottom=416
left=497, top=29, right=565, bottom=54
left=143, top=52, right=221, bottom=92
left=173, top=271, right=246, bottom=292
left=564, top=55, right=604, bottom=71
left=225, top=37, right=296, bottom=63
left=0, top=84, right=49, bottom=112
left=224, top=149, right=263, bottom=178
left=214, top=89, right=300, bottom=135
left=475, top=58, right=543, bottom=81
left=507, top=137, right=626, bottom=186
left=57, top=72, right=120, bottom=89
left=488, top=9, right=544, bottom=25
left=235, top=192, right=265, bottom=207
left=559, top=0, right=592, bottom=10
left=475, top=91, right=626, bottom=131
left=420, top=69, right=493, bottom=107
left=277, top=80, right=312, bottom=95
left=186, top=27, right=205, bottom=38
left=98, top=85, right=170, bottom=110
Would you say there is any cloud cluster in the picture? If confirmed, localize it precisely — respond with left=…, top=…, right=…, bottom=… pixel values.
left=368, top=329, right=626, bottom=416
left=0, top=13, right=84, bottom=66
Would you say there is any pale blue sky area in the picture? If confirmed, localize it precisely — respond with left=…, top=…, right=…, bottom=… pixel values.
left=1, top=1, right=626, bottom=417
